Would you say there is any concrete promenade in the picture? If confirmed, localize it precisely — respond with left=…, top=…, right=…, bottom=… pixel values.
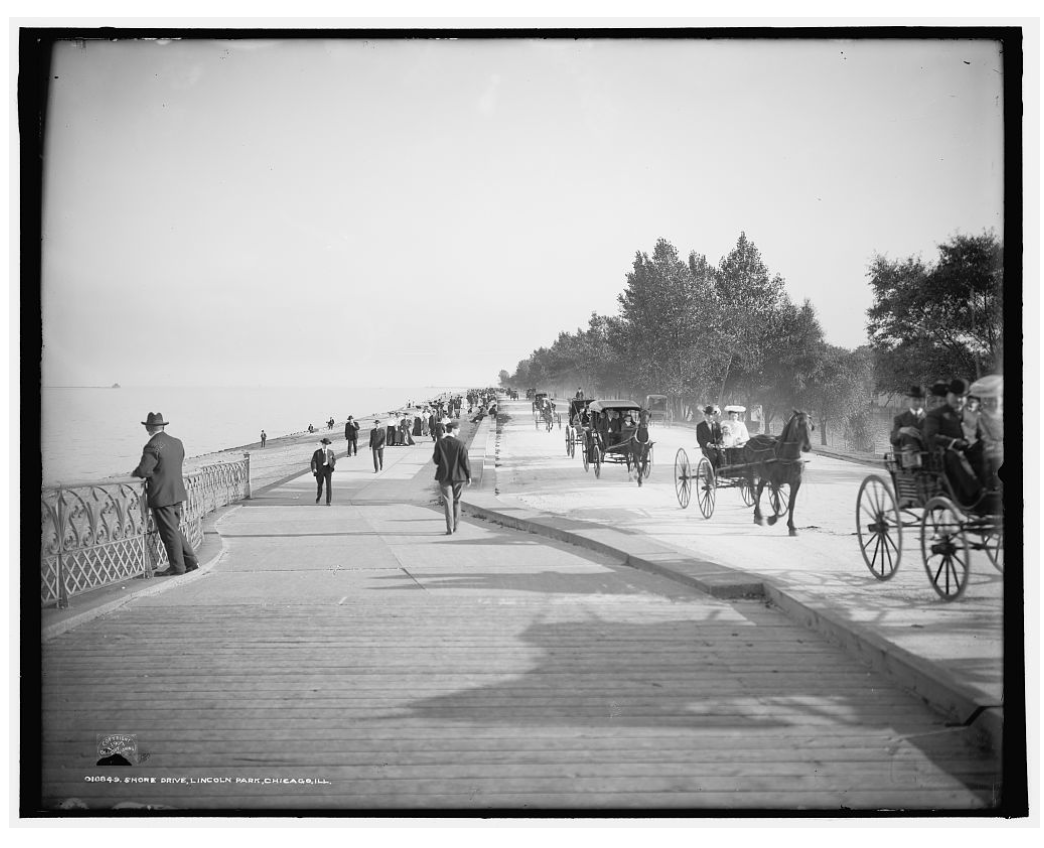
left=37, top=408, right=1007, bottom=813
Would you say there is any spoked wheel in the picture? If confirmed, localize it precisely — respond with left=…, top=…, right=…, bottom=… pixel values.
left=856, top=475, right=902, bottom=581
left=695, top=456, right=717, bottom=519
left=566, top=429, right=574, bottom=457
left=593, top=446, right=602, bottom=478
left=642, top=445, right=653, bottom=481
left=534, top=415, right=540, bottom=430
left=739, top=476, right=755, bottom=507
left=982, top=526, right=1004, bottom=573
left=921, top=496, right=971, bottom=601
left=674, top=449, right=691, bottom=508
left=769, top=483, right=790, bottom=518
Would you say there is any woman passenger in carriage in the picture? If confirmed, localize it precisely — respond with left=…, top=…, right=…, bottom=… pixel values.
left=720, top=405, right=750, bottom=465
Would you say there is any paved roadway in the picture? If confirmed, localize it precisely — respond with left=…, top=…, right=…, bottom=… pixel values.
left=38, top=412, right=1003, bottom=813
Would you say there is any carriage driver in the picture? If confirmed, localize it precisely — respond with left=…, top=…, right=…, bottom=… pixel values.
left=696, top=405, right=723, bottom=468
left=720, top=405, right=750, bottom=465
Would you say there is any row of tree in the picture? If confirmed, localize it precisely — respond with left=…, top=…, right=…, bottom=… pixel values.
left=500, top=231, right=1003, bottom=444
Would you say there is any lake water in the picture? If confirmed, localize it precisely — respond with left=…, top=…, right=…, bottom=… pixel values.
left=38, top=385, right=465, bottom=487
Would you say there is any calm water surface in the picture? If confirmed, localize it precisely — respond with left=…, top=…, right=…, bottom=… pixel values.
left=39, top=385, right=463, bottom=487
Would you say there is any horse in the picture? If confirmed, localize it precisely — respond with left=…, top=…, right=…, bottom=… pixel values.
left=741, top=410, right=815, bottom=536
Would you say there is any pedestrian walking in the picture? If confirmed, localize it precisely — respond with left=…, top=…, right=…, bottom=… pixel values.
left=432, top=421, right=472, bottom=535
left=368, top=419, right=386, bottom=472
left=345, top=415, right=360, bottom=456
left=131, top=411, right=200, bottom=576
left=310, top=437, right=336, bottom=505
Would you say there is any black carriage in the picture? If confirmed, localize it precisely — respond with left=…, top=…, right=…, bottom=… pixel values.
left=644, top=394, right=670, bottom=424
left=564, top=398, right=593, bottom=459
left=856, top=449, right=1002, bottom=601
left=586, top=400, right=654, bottom=485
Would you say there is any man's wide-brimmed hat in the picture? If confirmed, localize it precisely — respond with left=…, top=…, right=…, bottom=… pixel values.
left=948, top=378, right=969, bottom=396
left=702, top=404, right=720, bottom=416
left=904, top=385, right=925, bottom=399
left=320, top=437, right=332, bottom=444
left=141, top=412, right=168, bottom=426
left=929, top=381, right=949, bottom=398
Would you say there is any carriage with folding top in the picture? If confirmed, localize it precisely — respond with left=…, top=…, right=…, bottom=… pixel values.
left=583, top=399, right=654, bottom=485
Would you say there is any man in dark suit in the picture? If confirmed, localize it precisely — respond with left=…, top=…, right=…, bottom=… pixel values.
left=344, top=416, right=359, bottom=456
left=432, top=421, right=472, bottom=535
left=695, top=405, right=722, bottom=467
left=890, top=386, right=926, bottom=445
left=368, top=420, right=387, bottom=472
left=131, top=412, right=199, bottom=576
left=310, top=437, right=336, bottom=505
left=924, top=378, right=982, bottom=506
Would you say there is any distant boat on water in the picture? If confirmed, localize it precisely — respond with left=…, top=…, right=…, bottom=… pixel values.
left=111, top=383, right=120, bottom=388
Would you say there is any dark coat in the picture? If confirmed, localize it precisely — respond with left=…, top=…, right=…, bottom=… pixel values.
left=310, top=446, right=336, bottom=475
left=924, top=404, right=966, bottom=451
left=890, top=409, right=925, bottom=445
left=132, top=431, right=188, bottom=508
left=433, top=435, right=471, bottom=484
left=368, top=427, right=386, bottom=449
left=696, top=420, right=721, bottom=449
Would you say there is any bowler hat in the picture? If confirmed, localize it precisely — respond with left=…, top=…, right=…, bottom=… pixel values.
left=929, top=381, right=949, bottom=398
left=948, top=378, right=969, bottom=396
left=320, top=437, right=332, bottom=444
left=904, top=386, right=925, bottom=400
left=702, top=405, right=719, bottom=415
left=141, top=412, right=168, bottom=426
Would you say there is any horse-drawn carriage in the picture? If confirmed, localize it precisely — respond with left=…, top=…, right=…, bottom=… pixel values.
left=565, top=398, right=593, bottom=458
left=855, top=448, right=1003, bottom=601
left=584, top=400, right=654, bottom=485
left=674, top=410, right=815, bottom=535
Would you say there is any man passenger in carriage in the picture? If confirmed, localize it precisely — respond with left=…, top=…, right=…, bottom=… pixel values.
left=890, top=385, right=927, bottom=467
left=923, top=378, right=985, bottom=508
left=696, top=405, right=723, bottom=468
left=607, top=409, right=624, bottom=445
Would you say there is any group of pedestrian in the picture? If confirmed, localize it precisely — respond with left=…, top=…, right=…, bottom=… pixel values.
left=131, top=394, right=480, bottom=579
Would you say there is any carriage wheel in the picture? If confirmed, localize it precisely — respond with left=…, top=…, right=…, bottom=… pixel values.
left=739, top=477, right=755, bottom=507
left=534, top=415, right=540, bottom=430
left=921, top=497, right=971, bottom=601
left=566, top=430, right=574, bottom=457
left=982, top=526, right=1004, bottom=573
left=674, top=449, right=691, bottom=509
left=695, top=457, right=716, bottom=519
left=769, top=483, right=790, bottom=518
left=582, top=439, right=590, bottom=472
left=593, top=446, right=602, bottom=478
left=856, top=475, right=902, bottom=581
left=644, top=445, right=653, bottom=478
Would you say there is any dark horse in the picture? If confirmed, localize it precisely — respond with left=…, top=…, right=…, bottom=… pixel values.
left=741, top=410, right=815, bottom=536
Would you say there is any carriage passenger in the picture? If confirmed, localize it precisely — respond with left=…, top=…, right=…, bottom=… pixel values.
left=607, top=410, right=624, bottom=445
left=720, top=405, right=749, bottom=465
left=923, top=378, right=989, bottom=509
left=696, top=405, right=723, bottom=468
left=890, top=385, right=927, bottom=468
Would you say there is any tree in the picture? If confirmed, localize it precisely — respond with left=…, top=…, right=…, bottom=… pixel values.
left=866, top=231, right=1003, bottom=393
left=711, top=232, right=788, bottom=406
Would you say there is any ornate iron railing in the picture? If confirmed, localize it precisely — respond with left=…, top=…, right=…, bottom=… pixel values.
left=40, top=455, right=251, bottom=608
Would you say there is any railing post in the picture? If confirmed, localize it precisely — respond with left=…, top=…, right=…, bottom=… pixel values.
left=56, top=486, right=69, bottom=609
left=140, top=484, right=154, bottom=579
left=243, top=452, right=252, bottom=500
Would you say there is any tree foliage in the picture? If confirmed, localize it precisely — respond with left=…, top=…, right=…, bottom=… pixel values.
left=866, top=231, right=1003, bottom=392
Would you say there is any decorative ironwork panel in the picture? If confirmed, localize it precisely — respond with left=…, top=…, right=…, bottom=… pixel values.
left=41, top=456, right=248, bottom=607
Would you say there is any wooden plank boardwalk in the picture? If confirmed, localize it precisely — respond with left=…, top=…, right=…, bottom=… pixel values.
left=38, top=477, right=1001, bottom=813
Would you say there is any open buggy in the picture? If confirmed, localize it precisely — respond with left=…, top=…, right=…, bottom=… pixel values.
left=585, top=399, right=654, bottom=485
left=855, top=444, right=1002, bottom=601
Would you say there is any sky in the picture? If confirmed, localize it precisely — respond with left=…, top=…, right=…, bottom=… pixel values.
left=34, top=31, right=1007, bottom=389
